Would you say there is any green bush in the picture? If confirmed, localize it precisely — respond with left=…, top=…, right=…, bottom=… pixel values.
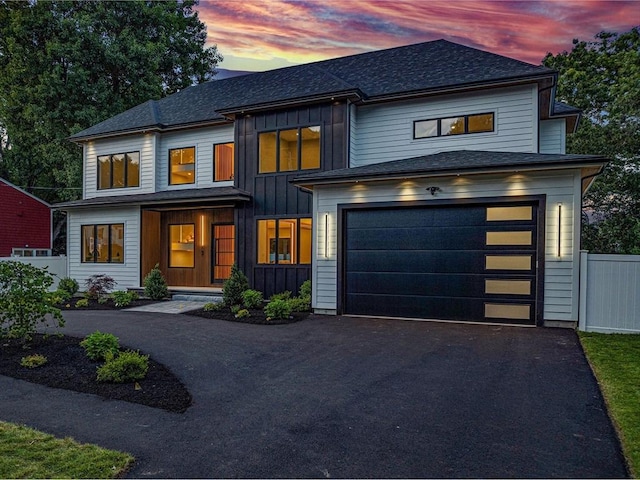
left=269, top=290, right=291, bottom=302
left=230, top=304, right=241, bottom=315
left=203, top=301, right=225, bottom=312
left=242, top=289, right=264, bottom=309
left=235, top=308, right=250, bottom=319
left=96, top=350, right=149, bottom=383
left=58, top=277, right=79, bottom=296
left=75, top=298, right=89, bottom=308
left=143, top=264, right=168, bottom=300
left=0, top=261, right=64, bottom=340
left=110, top=290, right=139, bottom=307
left=80, top=331, right=120, bottom=361
left=264, top=299, right=292, bottom=320
left=20, top=354, right=48, bottom=368
left=299, top=280, right=312, bottom=298
left=84, top=274, right=116, bottom=300
left=222, top=264, right=249, bottom=306
left=51, top=288, right=72, bottom=304
left=287, top=296, right=311, bottom=312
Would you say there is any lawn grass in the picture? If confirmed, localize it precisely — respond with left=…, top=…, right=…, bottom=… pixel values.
left=579, top=332, right=640, bottom=477
left=0, top=421, right=133, bottom=478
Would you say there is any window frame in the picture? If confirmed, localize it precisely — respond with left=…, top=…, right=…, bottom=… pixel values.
left=213, top=142, right=235, bottom=182
left=169, top=146, right=196, bottom=185
left=96, top=151, right=140, bottom=190
left=258, top=125, right=321, bottom=175
left=168, top=223, right=196, bottom=268
left=81, top=223, right=124, bottom=263
left=256, top=217, right=312, bottom=265
left=413, top=112, right=495, bottom=139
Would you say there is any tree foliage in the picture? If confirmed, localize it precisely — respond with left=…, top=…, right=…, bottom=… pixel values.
left=0, top=0, right=222, bottom=204
left=543, top=27, right=640, bottom=253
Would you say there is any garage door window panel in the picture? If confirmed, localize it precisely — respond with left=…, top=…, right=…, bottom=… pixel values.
left=485, top=255, right=532, bottom=271
left=485, top=279, right=531, bottom=295
left=485, top=303, right=531, bottom=320
left=487, top=206, right=533, bottom=221
left=486, top=231, right=533, bottom=246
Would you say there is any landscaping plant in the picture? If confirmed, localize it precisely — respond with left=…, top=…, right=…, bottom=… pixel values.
left=269, top=290, right=291, bottom=302
left=143, top=264, right=168, bottom=300
left=84, top=274, right=116, bottom=301
left=96, top=350, right=149, bottom=383
left=111, top=290, right=139, bottom=307
left=222, top=264, right=249, bottom=306
left=80, top=331, right=120, bottom=361
left=57, top=277, right=79, bottom=296
left=242, top=289, right=264, bottom=309
left=235, top=308, right=250, bottom=319
left=264, top=299, right=292, bottom=320
left=74, top=298, right=89, bottom=308
left=20, top=354, right=47, bottom=368
left=0, top=261, right=64, bottom=340
left=203, top=301, right=224, bottom=312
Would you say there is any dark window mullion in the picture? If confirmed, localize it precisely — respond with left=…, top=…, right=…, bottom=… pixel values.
left=124, top=152, right=129, bottom=187
left=93, top=225, right=98, bottom=263
left=276, top=132, right=281, bottom=173
left=297, top=127, right=302, bottom=171
left=464, top=116, right=469, bottom=134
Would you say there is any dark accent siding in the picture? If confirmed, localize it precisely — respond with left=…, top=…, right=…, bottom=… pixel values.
left=236, top=102, right=348, bottom=297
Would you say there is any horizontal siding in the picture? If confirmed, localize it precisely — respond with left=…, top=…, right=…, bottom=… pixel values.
left=84, top=134, right=155, bottom=199
left=157, top=124, right=234, bottom=191
left=539, top=119, right=565, bottom=154
left=351, top=85, right=537, bottom=167
left=312, top=169, right=581, bottom=323
left=67, top=207, right=141, bottom=289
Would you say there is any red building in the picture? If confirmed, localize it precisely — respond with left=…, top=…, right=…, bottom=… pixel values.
left=0, top=178, right=52, bottom=257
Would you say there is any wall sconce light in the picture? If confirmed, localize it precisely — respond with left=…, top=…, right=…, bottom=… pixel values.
left=426, top=186, right=441, bottom=196
left=557, top=203, right=562, bottom=258
left=324, top=213, right=329, bottom=259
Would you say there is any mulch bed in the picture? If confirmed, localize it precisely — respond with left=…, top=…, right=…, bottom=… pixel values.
left=58, top=298, right=164, bottom=310
left=0, top=334, right=192, bottom=413
left=186, top=307, right=309, bottom=325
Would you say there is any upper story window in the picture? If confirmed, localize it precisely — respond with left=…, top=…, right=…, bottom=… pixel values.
left=414, top=113, right=494, bottom=139
left=214, top=142, right=234, bottom=181
left=169, top=147, right=195, bottom=185
left=98, top=152, right=140, bottom=189
left=258, top=126, right=321, bottom=174
left=257, top=218, right=312, bottom=265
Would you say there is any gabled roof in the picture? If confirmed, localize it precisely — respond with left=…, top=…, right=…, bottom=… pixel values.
left=292, top=150, right=607, bottom=188
left=0, top=178, right=51, bottom=207
left=70, top=40, right=556, bottom=141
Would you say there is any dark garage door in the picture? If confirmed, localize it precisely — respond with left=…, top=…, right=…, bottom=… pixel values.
left=343, top=202, right=540, bottom=325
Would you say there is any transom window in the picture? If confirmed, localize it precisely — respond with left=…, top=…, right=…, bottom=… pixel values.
left=82, top=224, right=124, bottom=263
left=257, top=218, right=312, bottom=264
left=98, top=152, right=140, bottom=189
left=214, top=142, right=234, bottom=181
left=169, top=147, right=195, bottom=185
left=258, top=126, right=321, bottom=174
left=414, top=113, right=494, bottom=139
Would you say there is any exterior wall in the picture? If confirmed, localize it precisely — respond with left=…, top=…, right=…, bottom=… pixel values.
left=67, top=206, right=141, bottom=289
left=0, top=256, right=67, bottom=290
left=0, top=180, right=51, bottom=256
left=539, top=119, right=566, bottom=154
left=84, top=134, right=156, bottom=199
left=157, top=124, right=234, bottom=191
left=312, top=168, right=582, bottom=324
left=350, top=85, right=538, bottom=167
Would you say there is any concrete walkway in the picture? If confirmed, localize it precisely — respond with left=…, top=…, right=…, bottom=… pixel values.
left=0, top=311, right=629, bottom=478
left=126, top=300, right=207, bottom=314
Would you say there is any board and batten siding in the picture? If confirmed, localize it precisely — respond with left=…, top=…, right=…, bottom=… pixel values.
left=312, top=169, right=582, bottom=325
left=84, top=134, right=156, bottom=199
left=67, top=207, right=141, bottom=289
left=157, top=124, right=234, bottom=191
left=539, top=119, right=566, bottom=154
left=349, top=85, right=538, bottom=167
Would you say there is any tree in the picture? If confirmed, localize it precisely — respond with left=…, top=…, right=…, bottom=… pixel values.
left=543, top=27, right=640, bottom=254
left=0, top=0, right=221, bottom=207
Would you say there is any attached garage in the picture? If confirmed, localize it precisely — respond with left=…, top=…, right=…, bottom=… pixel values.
left=342, top=201, right=542, bottom=325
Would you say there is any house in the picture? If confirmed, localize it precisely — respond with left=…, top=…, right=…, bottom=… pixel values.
left=56, top=40, right=608, bottom=327
left=0, top=178, right=52, bottom=257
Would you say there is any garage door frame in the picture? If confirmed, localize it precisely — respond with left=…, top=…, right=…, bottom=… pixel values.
left=336, top=195, right=547, bottom=325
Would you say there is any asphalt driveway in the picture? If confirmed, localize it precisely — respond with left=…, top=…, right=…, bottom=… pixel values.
left=0, top=311, right=628, bottom=478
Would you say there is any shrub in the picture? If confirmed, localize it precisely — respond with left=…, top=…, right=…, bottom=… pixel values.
left=143, top=264, right=168, bottom=300
left=111, top=290, right=139, bottom=307
left=230, top=304, right=241, bottom=315
left=96, top=350, right=149, bottom=383
left=50, top=289, right=72, bottom=304
left=0, top=261, right=64, bottom=340
left=20, top=354, right=48, bottom=368
left=235, top=308, right=250, bottom=319
left=203, top=302, right=224, bottom=312
left=269, top=290, right=291, bottom=302
left=287, top=296, right=311, bottom=312
left=242, top=289, right=264, bottom=309
left=264, top=299, right=292, bottom=320
left=84, top=274, right=116, bottom=300
left=299, top=280, right=312, bottom=299
left=58, top=277, right=79, bottom=296
left=80, top=331, right=120, bottom=361
left=75, top=298, right=89, bottom=308
left=222, top=264, right=249, bottom=306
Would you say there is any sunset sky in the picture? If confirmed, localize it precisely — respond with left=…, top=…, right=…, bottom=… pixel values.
left=195, top=0, right=638, bottom=71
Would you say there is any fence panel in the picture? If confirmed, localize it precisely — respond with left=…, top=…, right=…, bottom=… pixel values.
left=0, top=256, right=68, bottom=291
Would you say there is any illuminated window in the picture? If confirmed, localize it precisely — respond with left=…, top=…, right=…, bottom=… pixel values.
left=258, top=126, right=321, bottom=174
left=414, top=113, right=494, bottom=139
left=97, top=152, right=140, bottom=189
left=169, top=147, right=195, bottom=185
left=169, top=224, right=195, bottom=268
left=214, top=143, right=234, bottom=181
left=82, top=224, right=124, bottom=263
left=257, top=218, right=312, bottom=265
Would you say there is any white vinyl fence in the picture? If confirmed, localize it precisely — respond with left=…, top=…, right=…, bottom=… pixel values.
left=0, top=256, right=68, bottom=291
left=579, top=252, right=640, bottom=333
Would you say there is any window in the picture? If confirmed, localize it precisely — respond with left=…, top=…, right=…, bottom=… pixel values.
left=82, top=224, right=124, bottom=263
left=214, top=143, right=234, bottom=181
left=257, top=218, right=312, bottom=265
left=169, top=147, right=195, bottom=185
left=97, top=152, right=139, bottom=189
left=258, top=126, right=320, bottom=174
left=414, top=113, right=494, bottom=139
left=169, top=224, right=195, bottom=268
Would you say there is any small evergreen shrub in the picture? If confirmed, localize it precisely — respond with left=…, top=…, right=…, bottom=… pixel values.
left=58, top=277, right=79, bottom=296
left=80, top=331, right=120, bottom=361
left=235, top=308, right=250, bottom=319
left=84, top=274, right=116, bottom=300
left=269, top=290, right=292, bottom=302
left=222, top=264, right=249, bottom=306
left=230, top=304, right=241, bottom=315
left=242, top=289, right=264, bottom=309
left=143, top=264, right=168, bottom=300
left=51, top=289, right=72, bottom=304
left=75, top=298, right=89, bottom=308
left=20, top=354, right=48, bottom=368
left=111, top=290, right=139, bottom=307
left=287, top=296, right=311, bottom=312
left=299, top=280, right=312, bottom=299
left=96, top=350, right=149, bottom=383
left=203, top=301, right=224, bottom=312
left=264, top=299, right=292, bottom=320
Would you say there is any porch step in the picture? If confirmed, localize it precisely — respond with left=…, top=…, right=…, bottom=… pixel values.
left=171, top=294, right=223, bottom=303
